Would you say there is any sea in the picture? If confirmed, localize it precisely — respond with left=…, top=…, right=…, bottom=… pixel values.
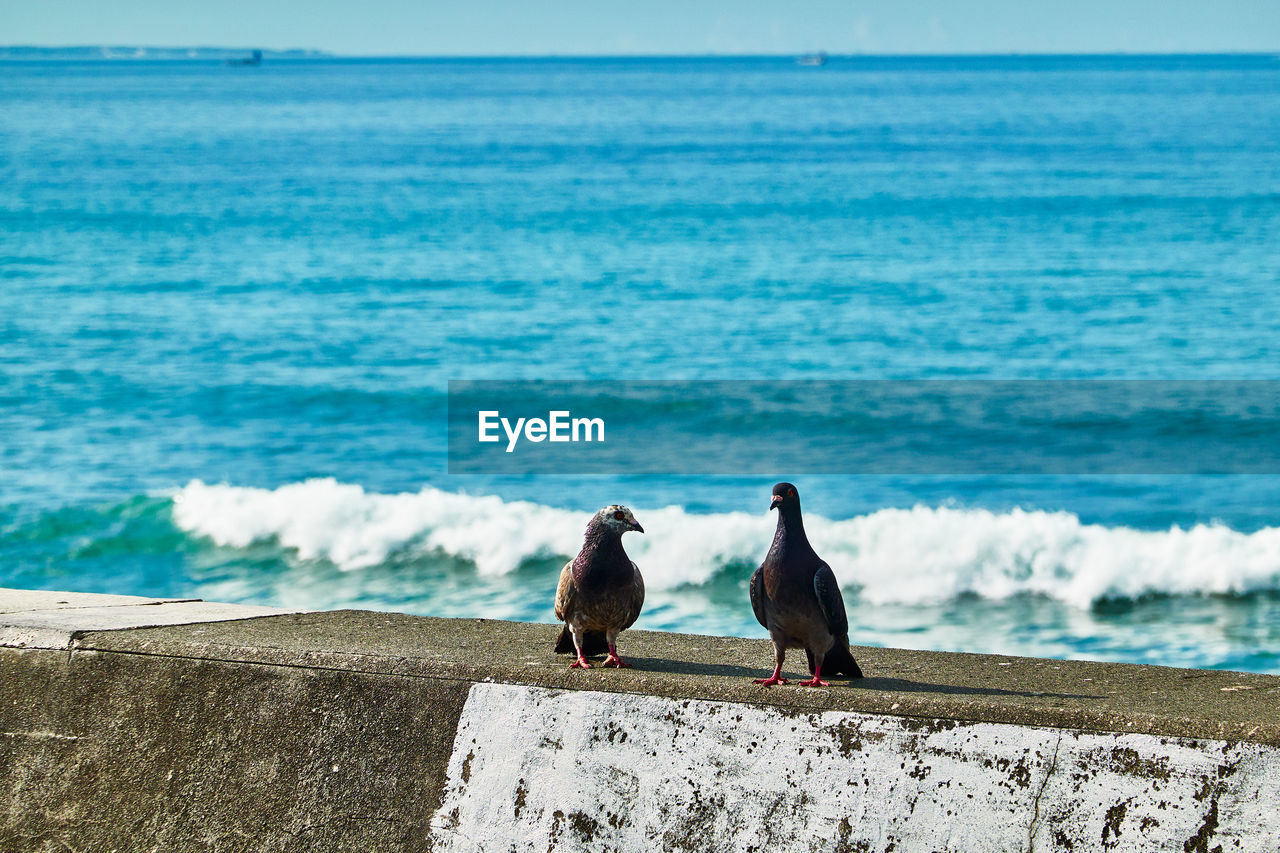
left=3, top=54, right=1280, bottom=673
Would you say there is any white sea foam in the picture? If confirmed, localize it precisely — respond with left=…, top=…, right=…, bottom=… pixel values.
left=171, top=479, right=1280, bottom=609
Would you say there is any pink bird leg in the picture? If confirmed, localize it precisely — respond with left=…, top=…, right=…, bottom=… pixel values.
left=753, top=663, right=789, bottom=686
left=602, top=644, right=631, bottom=668
left=799, top=662, right=829, bottom=687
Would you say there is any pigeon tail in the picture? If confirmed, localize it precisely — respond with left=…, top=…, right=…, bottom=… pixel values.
left=554, top=625, right=609, bottom=657
left=807, top=637, right=864, bottom=678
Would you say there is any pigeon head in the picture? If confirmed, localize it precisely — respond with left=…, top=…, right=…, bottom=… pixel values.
left=591, top=504, right=644, bottom=535
left=769, top=482, right=801, bottom=513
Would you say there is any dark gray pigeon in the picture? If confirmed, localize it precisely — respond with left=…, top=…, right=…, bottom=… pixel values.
left=554, top=505, right=646, bottom=668
left=749, top=482, right=864, bottom=686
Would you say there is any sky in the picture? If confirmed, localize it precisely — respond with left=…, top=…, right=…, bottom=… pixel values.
left=2, top=0, right=1279, bottom=56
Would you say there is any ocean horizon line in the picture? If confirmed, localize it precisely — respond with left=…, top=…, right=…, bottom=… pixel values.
left=3, top=46, right=1278, bottom=61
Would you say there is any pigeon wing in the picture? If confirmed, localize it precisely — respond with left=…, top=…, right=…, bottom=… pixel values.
left=617, top=561, right=645, bottom=632
left=553, top=560, right=575, bottom=622
left=813, top=562, right=849, bottom=638
left=749, top=566, right=768, bottom=629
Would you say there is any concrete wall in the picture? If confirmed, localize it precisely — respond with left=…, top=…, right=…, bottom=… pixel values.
left=2, top=647, right=466, bottom=852
left=2, top=589, right=1279, bottom=852
left=433, top=683, right=1279, bottom=852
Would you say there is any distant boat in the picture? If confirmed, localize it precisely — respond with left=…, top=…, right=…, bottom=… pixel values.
left=796, top=52, right=827, bottom=67
left=227, top=50, right=263, bottom=67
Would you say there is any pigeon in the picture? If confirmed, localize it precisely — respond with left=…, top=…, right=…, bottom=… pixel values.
left=749, top=482, right=864, bottom=687
left=553, top=505, right=646, bottom=669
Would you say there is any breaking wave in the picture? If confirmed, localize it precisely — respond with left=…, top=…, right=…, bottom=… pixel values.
left=171, top=478, right=1280, bottom=609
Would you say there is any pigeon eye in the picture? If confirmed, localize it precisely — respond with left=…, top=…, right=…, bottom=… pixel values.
left=614, top=510, right=625, bottom=520
left=787, top=488, right=796, bottom=497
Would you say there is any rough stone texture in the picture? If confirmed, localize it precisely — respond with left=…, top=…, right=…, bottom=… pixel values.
left=0, top=647, right=467, bottom=852
left=80, top=610, right=1280, bottom=747
left=430, top=683, right=1280, bottom=852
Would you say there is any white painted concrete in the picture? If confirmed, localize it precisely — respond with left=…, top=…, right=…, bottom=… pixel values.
left=430, top=683, right=1280, bottom=853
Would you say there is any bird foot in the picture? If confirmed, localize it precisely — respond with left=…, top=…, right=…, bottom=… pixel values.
left=570, top=658, right=592, bottom=669
left=752, top=675, right=789, bottom=687
left=798, top=676, right=830, bottom=687
left=601, top=654, right=631, bottom=668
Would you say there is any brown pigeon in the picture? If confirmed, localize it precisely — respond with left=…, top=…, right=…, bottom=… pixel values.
left=554, top=505, right=645, bottom=668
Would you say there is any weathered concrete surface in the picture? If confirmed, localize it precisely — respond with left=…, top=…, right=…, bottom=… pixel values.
left=3, top=591, right=1280, bottom=852
left=431, top=683, right=1280, bottom=853
left=0, top=589, right=195, bottom=613
left=0, top=587, right=303, bottom=650
left=0, top=647, right=468, bottom=852
left=82, top=610, right=1280, bottom=748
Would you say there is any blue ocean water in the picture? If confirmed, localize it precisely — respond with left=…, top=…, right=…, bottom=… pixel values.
left=3, top=55, right=1280, bottom=672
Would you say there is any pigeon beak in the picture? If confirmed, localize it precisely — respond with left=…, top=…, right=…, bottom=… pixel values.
left=631, top=521, right=644, bottom=533
left=770, top=495, right=783, bottom=510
